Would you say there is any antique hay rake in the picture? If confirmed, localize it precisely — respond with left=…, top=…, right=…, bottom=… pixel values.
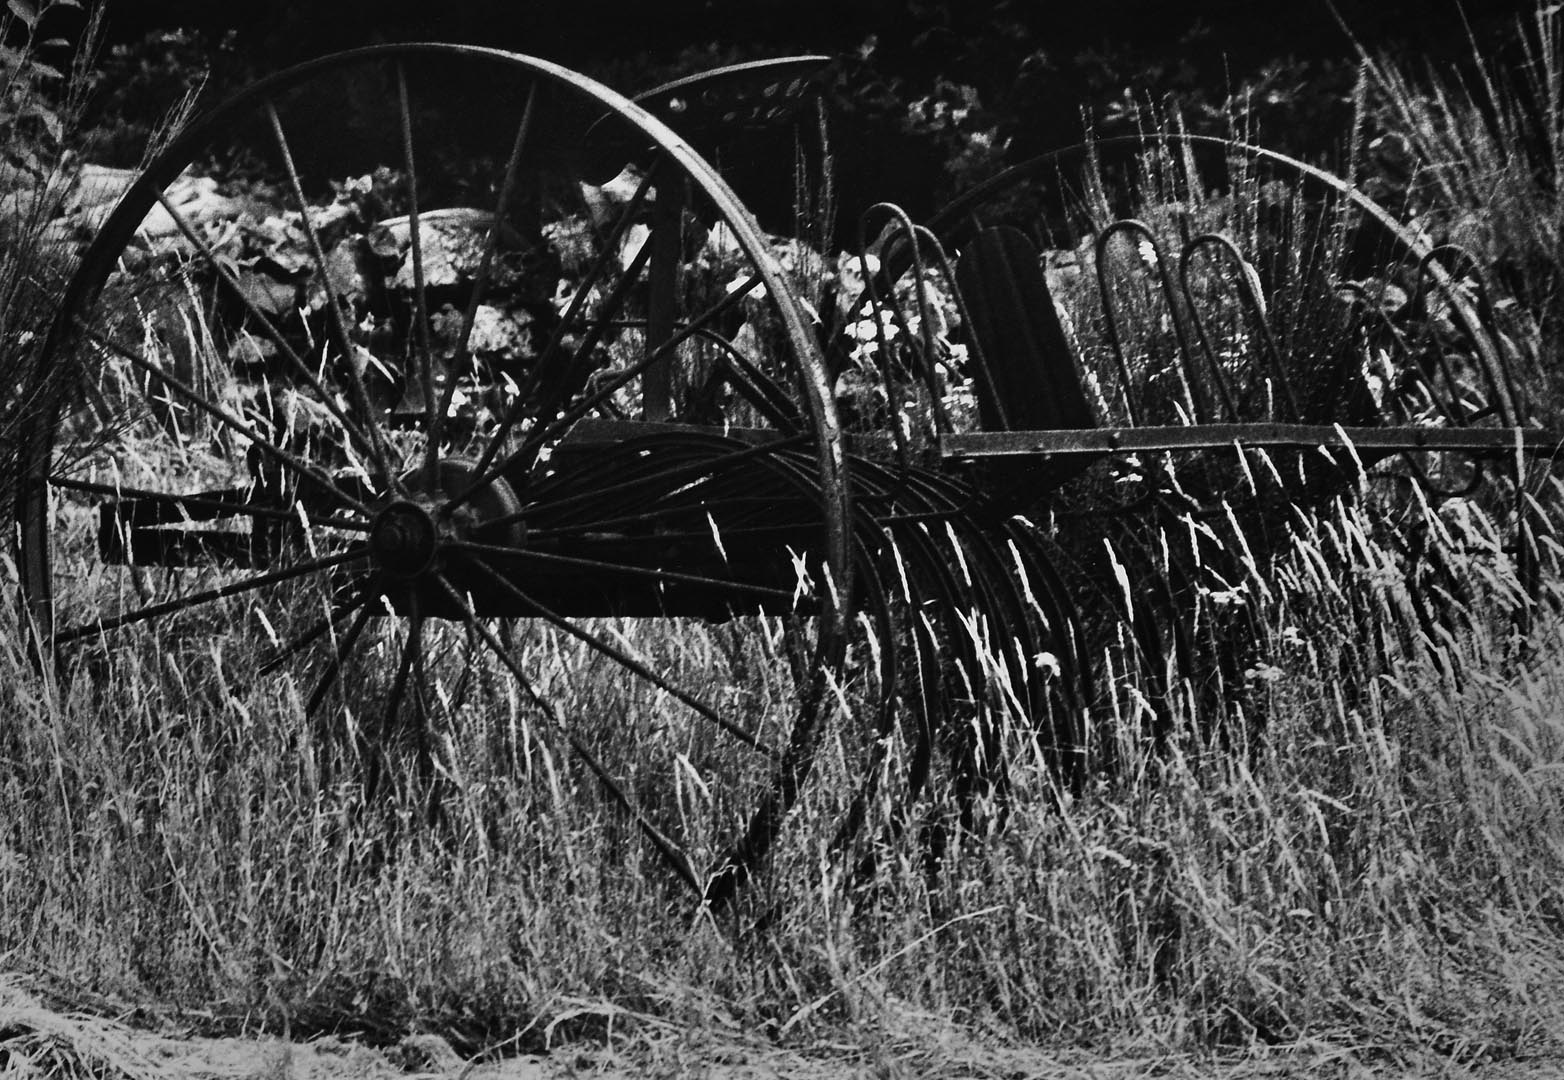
left=11, top=46, right=1560, bottom=909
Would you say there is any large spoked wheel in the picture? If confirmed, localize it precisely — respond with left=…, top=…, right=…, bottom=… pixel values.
left=15, top=45, right=853, bottom=910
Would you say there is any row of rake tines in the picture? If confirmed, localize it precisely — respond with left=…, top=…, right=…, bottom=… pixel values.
left=520, top=425, right=1276, bottom=867
left=513, top=214, right=1533, bottom=890
left=800, top=206, right=1536, bottom=814
left=845, top=201, right=1524, bottom=438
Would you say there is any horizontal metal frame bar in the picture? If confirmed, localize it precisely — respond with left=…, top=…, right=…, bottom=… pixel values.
left=941, top=425, right=1564, bottom=461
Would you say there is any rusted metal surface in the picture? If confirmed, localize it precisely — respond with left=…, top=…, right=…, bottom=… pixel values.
left=941, top=425, right=1564, bottom=460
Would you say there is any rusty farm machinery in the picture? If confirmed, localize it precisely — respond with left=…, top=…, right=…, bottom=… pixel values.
left=12, top=46, right=1560, bottom=908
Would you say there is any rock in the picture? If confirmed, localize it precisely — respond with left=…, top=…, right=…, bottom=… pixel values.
left=432, top=302, right=538, bottom=360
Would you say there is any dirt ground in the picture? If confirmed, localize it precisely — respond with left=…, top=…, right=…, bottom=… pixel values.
left=5, top=973, right=1564, bottom=1080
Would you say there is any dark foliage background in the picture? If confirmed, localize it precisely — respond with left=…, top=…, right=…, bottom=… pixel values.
left=28, top=0, right=1546, bottom=236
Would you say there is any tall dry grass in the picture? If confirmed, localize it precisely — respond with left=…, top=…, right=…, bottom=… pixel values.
left=4, top=5, right=1564, bottom=1072
left=4, top=469, right=1564, bottom=1061
left=1354, top=1, right=1564, bottom=423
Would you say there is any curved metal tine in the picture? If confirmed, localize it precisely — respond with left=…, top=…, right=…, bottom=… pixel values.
left=911, top=222, right=997, bottom=426
left=530, top=493, right=794, bottom=533
left=923, top=481, right=1043, bottom=742
left=918, top=521, right=1004, bottom=799
left=1210, top=229, right=1302, bottom=421
left=854, top=514, right=905, bottom=728
left=1006, top=522, right=1094, bottom=725
left=523, top=237, right=656, bottom=429
left=503, top=434, right=808, bottom=527
left=431, top=572, right=702, bottom=895
left=453, top=551, right=782, bottom=759
left=857, top=204, right=953, bottom=439
left=872, top=208, right=941, bottom=424
left=602, top=320, right=800, bottom=431
left=959, top=516, right=1052, bottom=716
left=826, top=555, right=901, bottom=854
left=81, top=329, right=376, bottom=519
left=855, top=235, right=911, bottom=467
left=878, top=529, right=942, bottom=799
left=449, top=540, right=796, bottom=605
left=462, top=159, right=660, bottom=485
left=305, top=600, right=374, bottom=721
left=1174, top=236, right=1244, bottom=421
left=874, top=492, right=984, bottom=717
left=147, top=189, right=382, bottom=467
left=1412, top=244, right=1517, bottom=427
left=1102, top=521, right=1178, bottom=749
left=1093, top=222, right=1146, bottom=427
left=394, top=63, right=437, bottom=487
left=264, top=99, right=409, bottom=498
left=853, top=517, right=921, bottom=823
left=46, top=475, right=369, bottom=534
left=51, top=544, right=367, bottom=648
left=426, top=81, right=539, bottom=472
left=449, top=275, right=768, bottom=519
left=381, top=599, right=423, bottom=744
left=1096, top=220, right=1206, bottom=426
left=1027, top=528, right=1134, bottom=762
left=692, top=326, right=801, bottom=431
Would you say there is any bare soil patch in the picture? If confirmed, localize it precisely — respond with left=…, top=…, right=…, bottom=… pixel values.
left=6, top=973, right=1564, bottom=1080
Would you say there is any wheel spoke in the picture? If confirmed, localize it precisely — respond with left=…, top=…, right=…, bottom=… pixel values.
left=257, top=588, right=370, bottom=677
left=48, top=474, right=370, bottom=533
left=82, top=329, right=377, bottom=518
left=431, top=571, right=701, bottom=895
left=445, top=275, right=772, bottom=524
left=426, top=81, right=539, bottom=474
left=605, top=319, right=802, bottom=432
left=453, top=551, right=780, bottom=758
left=509, top=274, right=764, bottom=471
left=265, top=99, right=407, bottom=496
left=395, top=63, right=437, bottom=475
left=517, top=236, right=658, bottom=430
left=462, top=159, right=660, bottom=487
left=448, top=542, right=794, bottom=605
left=51, top=545, right=368, bottom=647
left=382, top=602, right=423, bottom=734
left=466, top=228, right=656, bottom=492
left=305, top=601, right=375, bottom=721
left=148, top=188, right=384, bottom=464
left=532, top=521, right=813, bottom=545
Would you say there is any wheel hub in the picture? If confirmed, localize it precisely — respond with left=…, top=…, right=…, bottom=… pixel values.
left=369, top=499, right=439, bottom=578
left=368, top=459, right=525, bottom=582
